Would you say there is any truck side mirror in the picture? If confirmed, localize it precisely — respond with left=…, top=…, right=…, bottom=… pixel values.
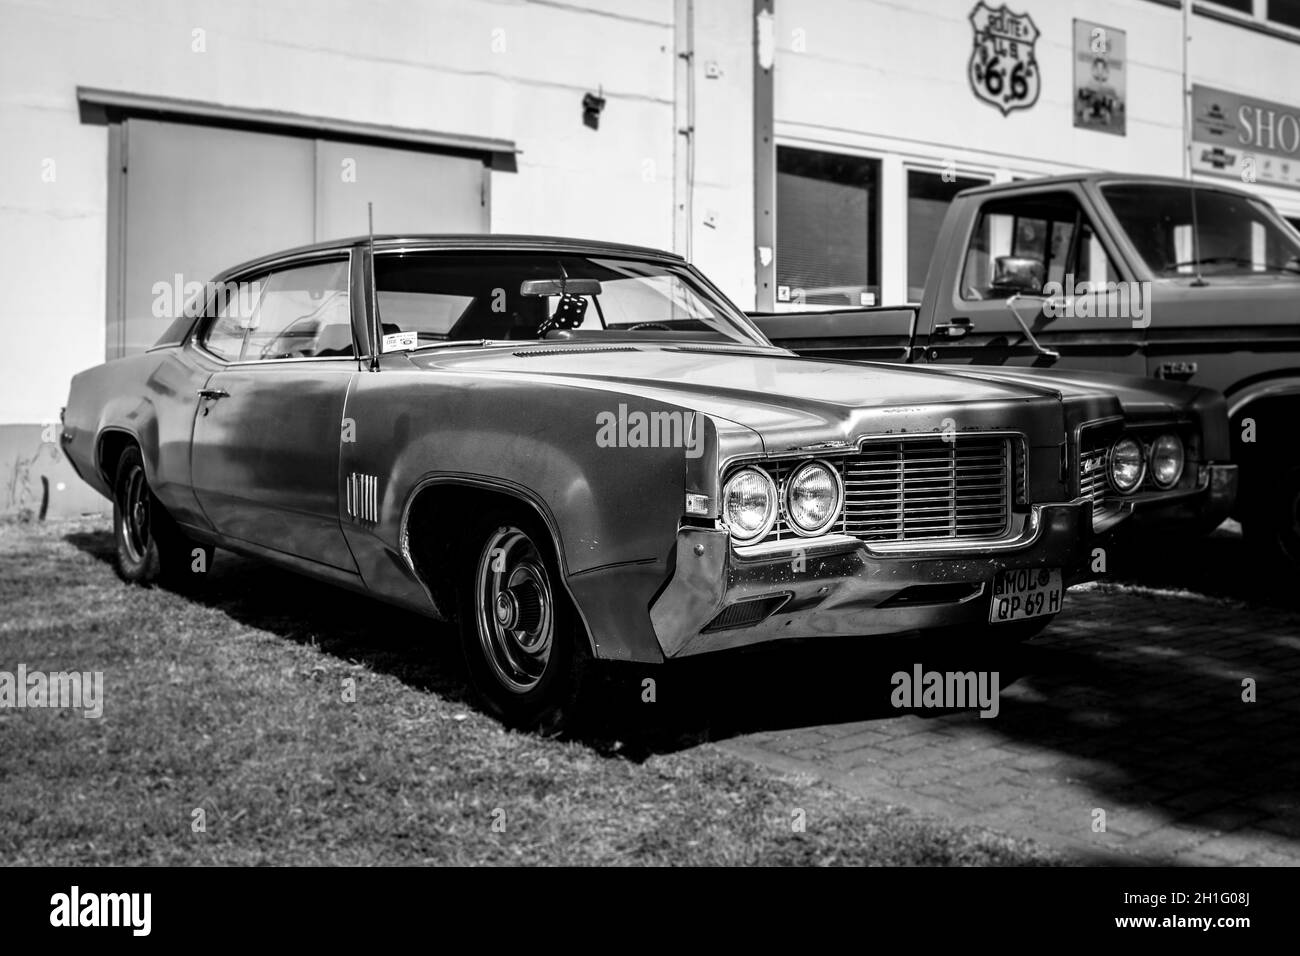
left=990, top=256, right=1045, bottom=296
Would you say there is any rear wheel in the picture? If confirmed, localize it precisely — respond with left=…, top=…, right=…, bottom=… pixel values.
left=456, top=513, right=590, bottom=732
left=112, top=446, right=212, bottom=588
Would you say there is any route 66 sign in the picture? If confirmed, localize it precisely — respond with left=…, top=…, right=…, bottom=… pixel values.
left=968, top=2, right=1040, bottom=116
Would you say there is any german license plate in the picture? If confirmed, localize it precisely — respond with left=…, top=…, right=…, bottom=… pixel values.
left=989, top=568, right=1063, bottom=623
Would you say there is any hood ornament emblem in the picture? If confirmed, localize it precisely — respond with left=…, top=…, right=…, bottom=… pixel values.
left=790, top=439, right=850, bottom=452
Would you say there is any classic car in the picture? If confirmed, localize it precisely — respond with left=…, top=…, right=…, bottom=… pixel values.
left=61, top=235, right=1230, bottom=729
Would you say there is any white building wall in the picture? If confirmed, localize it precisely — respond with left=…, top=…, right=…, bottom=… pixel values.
left=0, top=0, right=680, bottom=433
left=1191, top=13, right=1300, bottom=217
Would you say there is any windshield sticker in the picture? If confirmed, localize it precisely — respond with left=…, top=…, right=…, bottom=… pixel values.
left=382, top=330, right=418, bottom=353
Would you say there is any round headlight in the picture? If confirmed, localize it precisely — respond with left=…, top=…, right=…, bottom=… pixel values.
left=722, top=467, right=777, bottom=542
left=785, top=460, right=842, bottom=536
left=1149, top=433, right=1185, bottom=489
left=1109, top=436, right=1146, bottom=494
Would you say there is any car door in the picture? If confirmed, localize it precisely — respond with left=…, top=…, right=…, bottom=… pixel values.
left=190, top=253, right=360, bottom=572
left=923, top=187, right=1147, bottom=375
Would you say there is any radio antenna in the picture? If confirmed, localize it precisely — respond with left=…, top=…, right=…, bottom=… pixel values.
left=368, top=202, right=381, bottom=369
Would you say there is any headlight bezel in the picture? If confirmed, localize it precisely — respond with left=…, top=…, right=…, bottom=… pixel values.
left=1148, top=432, right=1186, bottom=489
left=1108, top=435, right=1146, bottom=494
left=721, top=466, right=778, bottom=543
left=783, top=459, right=844, bottom=537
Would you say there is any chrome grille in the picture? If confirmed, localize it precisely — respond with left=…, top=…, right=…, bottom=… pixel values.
left=760, top=436, right=1013, bottom=544
left=844, top=437, right=1011, bottom=542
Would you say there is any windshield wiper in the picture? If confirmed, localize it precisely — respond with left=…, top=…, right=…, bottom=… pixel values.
left=407, top=339, right=500, bottom=353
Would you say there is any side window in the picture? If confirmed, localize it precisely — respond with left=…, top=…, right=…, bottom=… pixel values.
left=960, top=192, right=1116, bottom=300
left=245, top=260, right=351, bottom=360
left=201, top=259, right=351, bottom=361
left=1072, top=219, right=1118, bottom=288
left=200, top=283, right=257, bottom=361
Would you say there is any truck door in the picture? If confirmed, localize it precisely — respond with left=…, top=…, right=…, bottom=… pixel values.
left=923, top=187, right=1146, bottom=375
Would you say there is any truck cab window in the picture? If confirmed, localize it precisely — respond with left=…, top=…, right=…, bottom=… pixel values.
left=961, top=192, right=1117, bottom=300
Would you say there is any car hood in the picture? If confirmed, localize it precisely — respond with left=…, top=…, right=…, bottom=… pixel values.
left=417, top=344, right=1086, bottom=453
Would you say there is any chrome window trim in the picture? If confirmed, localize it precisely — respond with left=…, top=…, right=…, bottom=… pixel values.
left=191, top=249, right=356, bottom=366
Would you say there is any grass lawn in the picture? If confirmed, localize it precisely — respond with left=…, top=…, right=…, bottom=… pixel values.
left=0, top=516, right=1057, bottom=866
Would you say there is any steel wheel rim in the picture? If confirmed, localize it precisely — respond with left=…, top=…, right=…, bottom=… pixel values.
left=475, top=527, right=555, bottom=694
left=1282, top=479, right=1300, bottom=563
left=121, top=464, right=150, bottom=564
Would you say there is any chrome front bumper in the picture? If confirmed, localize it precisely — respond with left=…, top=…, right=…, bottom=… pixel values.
left=649, top=497, right=1093, bottom=658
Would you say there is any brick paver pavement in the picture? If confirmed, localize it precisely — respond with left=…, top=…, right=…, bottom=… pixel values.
left=717, top=579, right=1300, bottom=864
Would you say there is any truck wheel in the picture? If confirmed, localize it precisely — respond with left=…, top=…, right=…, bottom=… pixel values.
left=1242, top=462, right=1300, bottom=568
left=456, top=513, right=590, bottom=732
left=112, top=446, right=213, bottom=588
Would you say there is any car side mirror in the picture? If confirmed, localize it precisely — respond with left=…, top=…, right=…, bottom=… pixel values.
left=990, top=256, right=1045, bottom=296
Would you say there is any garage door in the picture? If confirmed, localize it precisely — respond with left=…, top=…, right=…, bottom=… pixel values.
left=112, top=118, right=489, bottom=357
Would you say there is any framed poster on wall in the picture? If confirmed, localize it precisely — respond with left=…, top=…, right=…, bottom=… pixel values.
left=1073, top=20, right=1126, bottom=136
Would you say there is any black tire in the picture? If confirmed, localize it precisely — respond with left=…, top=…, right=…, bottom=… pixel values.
left=111, top=446, right=213, bottom=588
left=455, top=511, right=591, bottom=732
left=1242, top=462, right=1300, bottom=570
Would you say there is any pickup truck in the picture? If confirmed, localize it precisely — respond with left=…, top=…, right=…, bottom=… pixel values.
left=752, top=172, right=1300, bottom=566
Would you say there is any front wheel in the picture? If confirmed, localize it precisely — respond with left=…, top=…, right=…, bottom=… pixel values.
left=112, top=446, right=212, bottom=588
left=456, top=515, right=590, bottom=731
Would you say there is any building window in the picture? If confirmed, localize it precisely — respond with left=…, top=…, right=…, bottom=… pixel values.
left=1270, top=0, right=1300, bottom=29
left=1204, top=0, right=1300, bottom=31
left=1206, top=0, right=1255, bottom=13
left=776, top=147, right=879, bottom=308
left=906, top=170, right=989, bottom=301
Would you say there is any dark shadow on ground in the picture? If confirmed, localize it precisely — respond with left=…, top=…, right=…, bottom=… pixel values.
left=62, top=527, right=1034, bottom=754
left=66, top=523, right=1300, bottom=862
left=1107, top=520, right=1298, bottom=610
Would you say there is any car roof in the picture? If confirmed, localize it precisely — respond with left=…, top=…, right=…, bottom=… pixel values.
left=957, top=170, right=1257, bottom=199
left=217, top=234, right=687, bottom=279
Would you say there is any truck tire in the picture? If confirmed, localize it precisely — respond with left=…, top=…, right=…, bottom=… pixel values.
left=111, top=445, right=213, bottom=588
left=1242, top=461, right=1300, bottom=569
left=456, top=511, right=591, bottom=733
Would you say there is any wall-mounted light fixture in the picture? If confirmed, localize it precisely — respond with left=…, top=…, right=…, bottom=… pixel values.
left=583, top=90, right=606, bottom=130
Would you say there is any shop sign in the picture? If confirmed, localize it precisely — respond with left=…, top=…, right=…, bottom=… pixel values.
left=1192, top=85, right=1300, bottom=189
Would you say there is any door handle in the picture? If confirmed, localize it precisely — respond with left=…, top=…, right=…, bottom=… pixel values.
left=933, top=317, right=973, bottom=339
left=197, top=388, right=230, bottom=400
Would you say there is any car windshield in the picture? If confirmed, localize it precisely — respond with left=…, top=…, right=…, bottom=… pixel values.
left=373, top=252, right=766, bottom=347
left=1101, top=183, right=1300, bottom=277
